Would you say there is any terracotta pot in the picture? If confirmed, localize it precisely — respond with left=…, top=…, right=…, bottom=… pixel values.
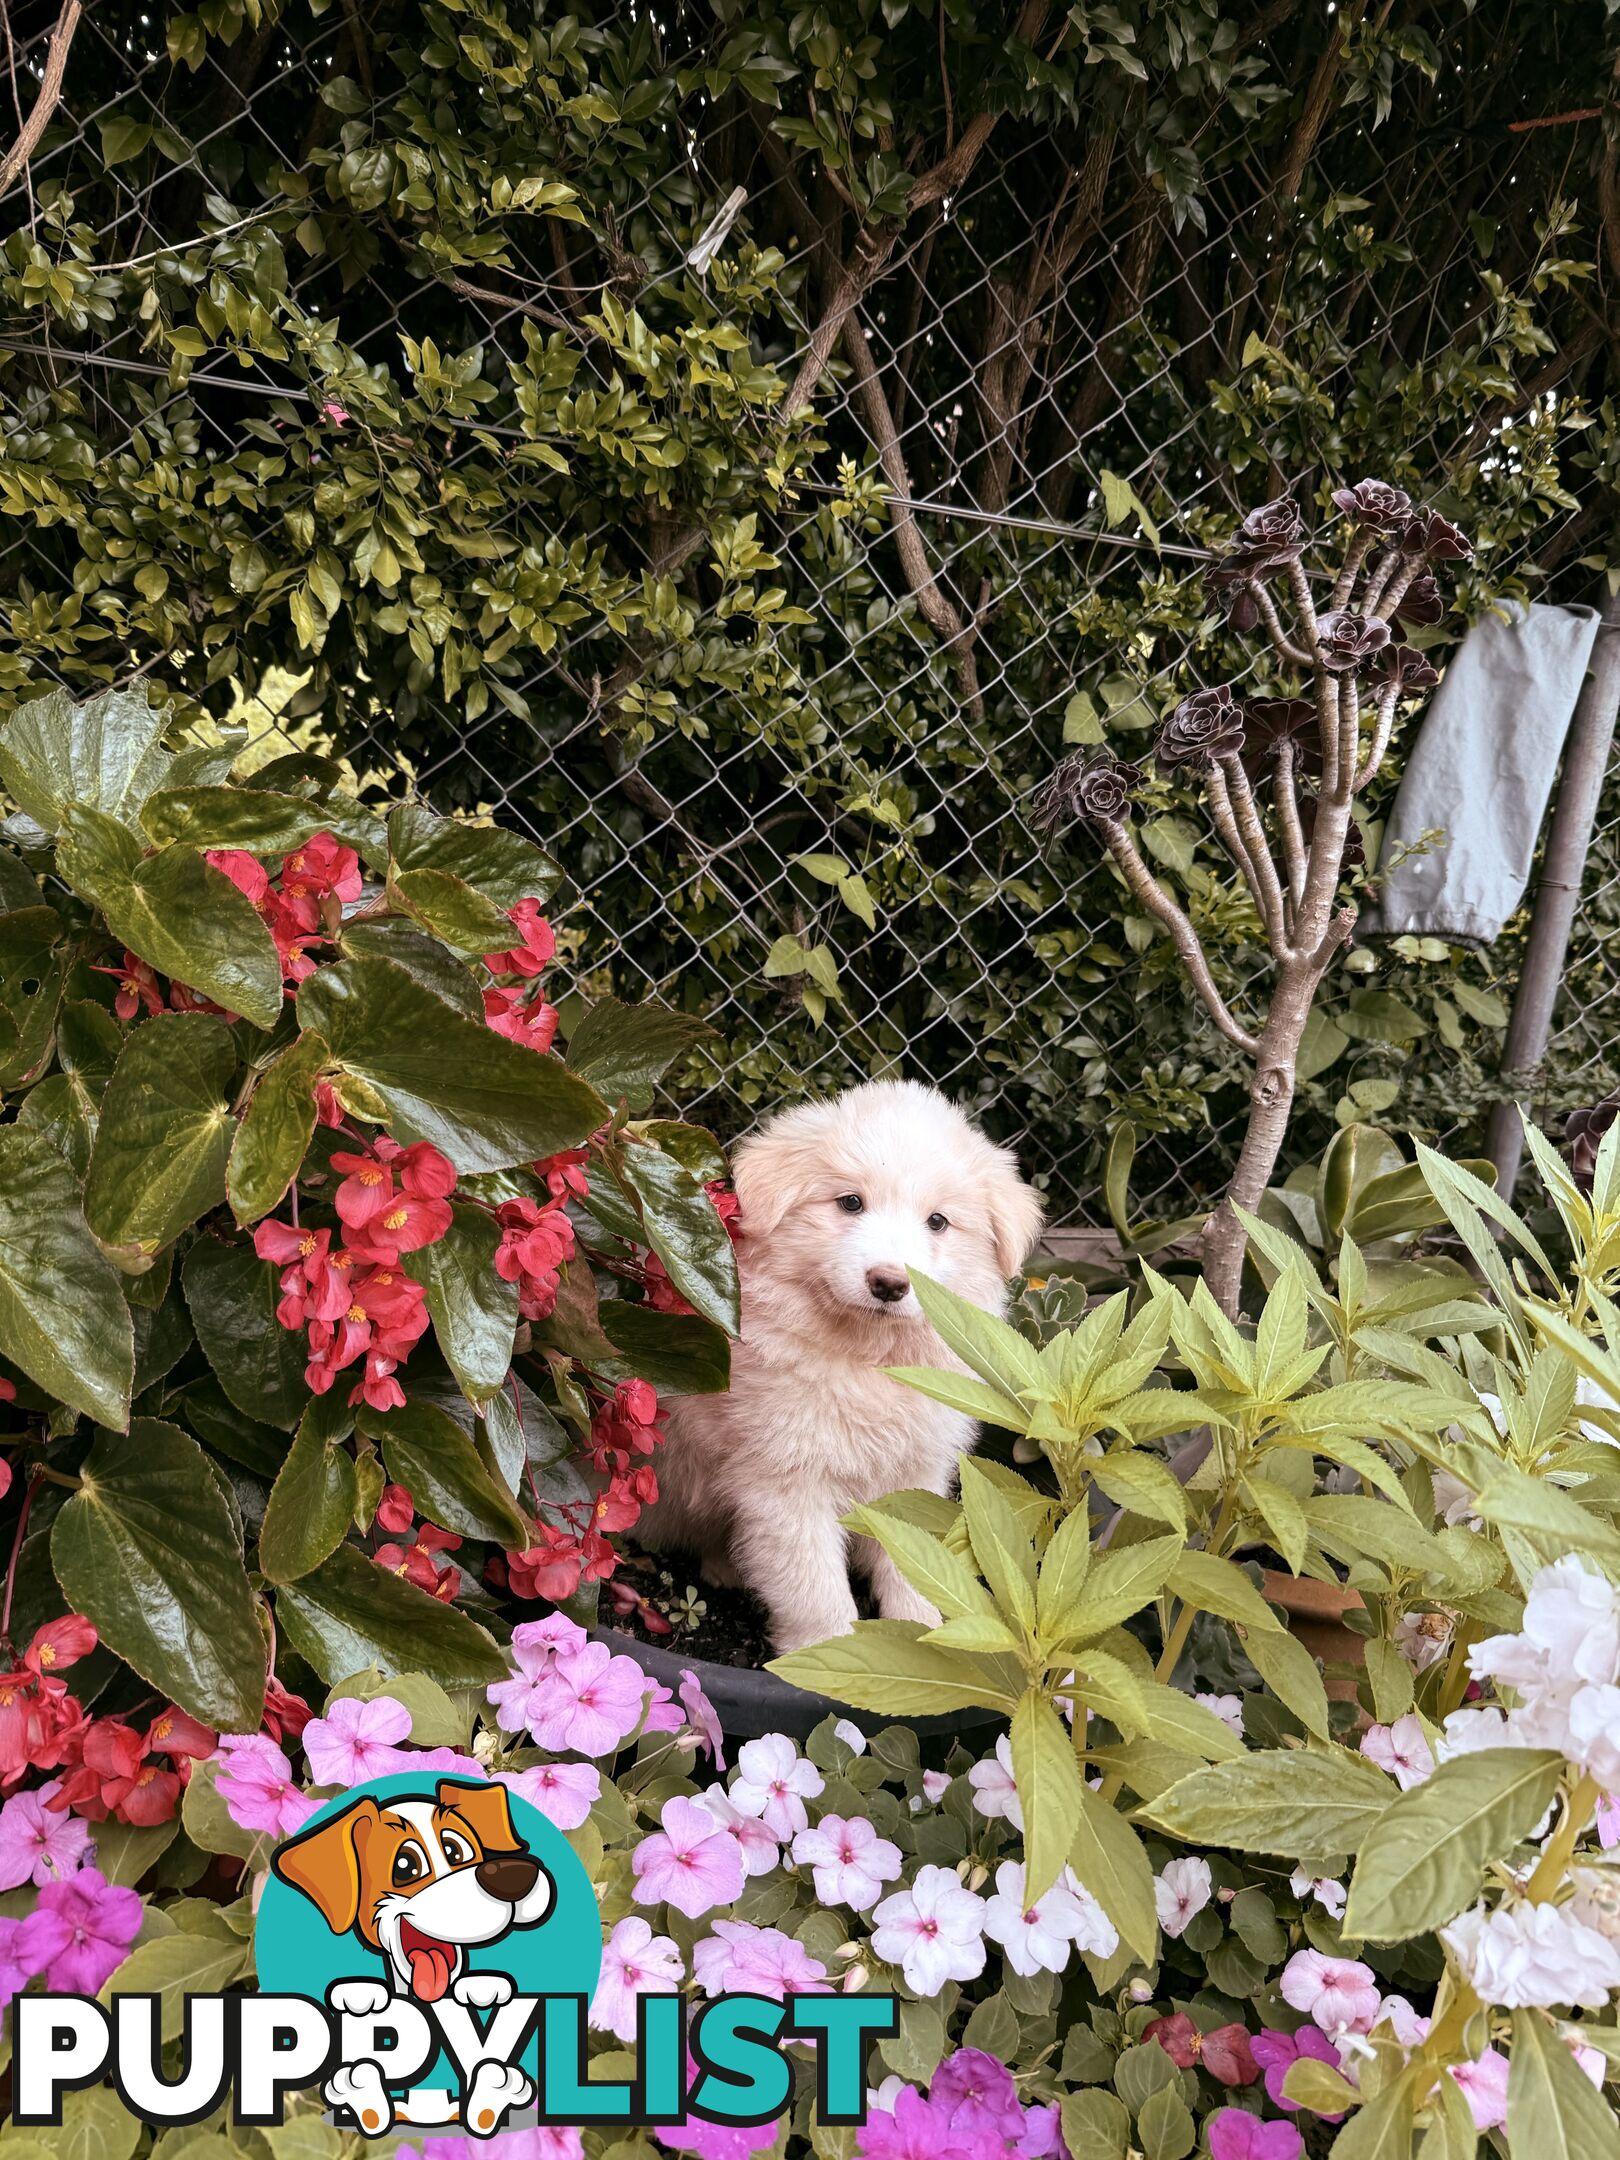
left=1261, top=1569, right=1366, bottom=1702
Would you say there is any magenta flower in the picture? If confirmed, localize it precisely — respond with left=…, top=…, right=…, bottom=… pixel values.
left=792, top=1813, right=903, bottom=1911
left=530, top=1643, right=649, bottom=1757
left=656, top=2057, right=779, bottom=2160
left=632, top=1795, right=746, bottom=1918
left=15, top=1867, right=141, bottom=1993
left=1252, top=2026, right=1344, bottom=2115
left=214, top=1734, right=317, bottom=1839
left=930, top=2049, right=1022, bottom=2141
left=424, top=2133, right=583, bottom=2160
left=591, top=1915, right=684, bottom=2043
left=692, top=1920, right=828, bottom=1998
left=302, top=1694, right=413, bottom=1786
left=499, top=1761, right=601, bottom=1832
left=1208, top=2113, right=1303, bottom=2160
left=1017, top=2102, right=1065, bottom=2157
left=858, top=2088, right=977, bottom=2160
left=0, top=1782, right=93, bottom=1890
left=0, top=1915, right=31, bottom=2008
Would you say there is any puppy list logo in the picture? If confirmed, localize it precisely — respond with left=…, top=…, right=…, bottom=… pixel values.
left=15, top=1771, right=897, bottom=2140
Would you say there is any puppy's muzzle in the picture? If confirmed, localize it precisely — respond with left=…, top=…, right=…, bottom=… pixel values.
left=475, top=1851, right=542, bottom=1900
left=865, top=1268, right=910, bottom=1305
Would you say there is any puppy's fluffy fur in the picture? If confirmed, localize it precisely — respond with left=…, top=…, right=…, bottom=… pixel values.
left=646, top=1080, right=1043, bottom=1653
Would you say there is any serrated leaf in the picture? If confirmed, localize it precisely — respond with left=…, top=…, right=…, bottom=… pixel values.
left=1344, top=1748, right=1565, bottom=1941
left=959, top=1458, right=1038, bottom=1631
left=1071, top=1777, right=1158, bottom=1962
left=1143, top=1749, right=1396, bottom=1855
left=1012, top=1687, right=1085, bottom=1902
left=845, top=1504, right=995, bottom=1621
left=769, top=1620, right=1020, bottom=1714
left=1243, top=1622, right=1332, bottom=1740
left=1507, top=2007, right=1620, bottom=2160
left=566, top=995, right=713, bottom=1112
left=1053, top=1534, right=1182, bottom=1641
left=1036, top=1504, right=1092, bottom=1644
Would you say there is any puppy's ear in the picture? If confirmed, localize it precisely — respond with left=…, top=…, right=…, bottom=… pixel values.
left=272, top=1797, right=378, bottom=1933
left=985, top=1157, right=1045, bottom=1279
left=730, top=1115, right=827, bottom=1240
left=437, top=1777, right=523, bottom=1855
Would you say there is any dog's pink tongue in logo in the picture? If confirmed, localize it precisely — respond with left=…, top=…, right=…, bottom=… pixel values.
left=401, top=1919, right=455, bottom=2002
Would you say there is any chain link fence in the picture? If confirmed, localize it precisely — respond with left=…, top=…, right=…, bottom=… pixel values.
left=0, top=0, right=1612, bottom=1227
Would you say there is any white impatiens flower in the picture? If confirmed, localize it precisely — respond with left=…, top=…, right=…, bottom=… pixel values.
left=1394, top=1609, right=1453, bottom=1673
left=982, top=1860, right=1118, bottom=1975
left=791, top=1814, right=903, bottom=1912
left=1290, top=1870, right=1347, bottom=1920
left=1472, top=1555, right=1620, bottom=1697
left=870, top=1864, right=987, bottom=1994
left=832, top=1720, right=868, bottom=1755
left=1154, top=1856, right=1213, bottom=1939
left=967, top=1734, right=1024, bottom=1830
left=1443, top=1899, right=1620, bottom=2010
left=693, top=1783, right=782, bottom=1878
left=1360, top=1714, right=1435, bottom=1790
left=727, top=1734, right=825, bottom=1840
left=1196, top=1692, right=1244, bottom=1738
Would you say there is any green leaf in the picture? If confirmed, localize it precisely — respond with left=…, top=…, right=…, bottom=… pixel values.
left=182, top=1235, right=310, bottom=1429
left=403, top=1201, right=518, bottom=1405
left=140, top=785, right=385, bottom=866
left=57, top=807, right=285, bottom=1029
left=1143, top=1748, right=1397, bottom=1855
left=1243, top=1622, right=1333, bottom=1741
left=1365, top=1638, right=1415, bottom=1724
left=1281, top=2060, right=1364, bottom=2116
left=1087, top=1451, right=1189, bottom=1532
left=99, top=1931, right=252, bottom=2042
left=1244, top=1474, right=1309, bottom=1575
left=357, top=1397, right=528, bottom=1545
left=297, top=955, right=608, bottom=1174
left=959, top=1459, right=1037, bottom=1632
left=387, top=799, right=561, bottom=911
left=258, top=1396, right=359, bottom=1584
left=1053, top=1534, right=1182, bottom=1641
left=0, top=904, right=65, bottom=1087
left=229, top=1030, right=329, bottom=1223
left=1036, top=1504, right=1092, bottom=1645
left=567, top=996, right=713, bottom=1111
left=1012, top=1687, right=1085, bottom=1902
left=596, top=1301, right=732, bottom=1394
left=1061, top=2091, right=1130, bottom=2160
left=83, top=1013, right=236, bottom=1252
left=1344, top=1748, right=1566, bottom=1941
left=51, top=1420, right=265, bottom=1728
left=844, top=1504, right=996, bottom=1621
left=1471, top=1467, right=1620, bottom=1570
left=769, top=1619, right=1021, bottom=1715
left=908, top=1271, right=1047, bottom=1404
left=617, top=1139, right=741, bottom=1336
left=274, top=1540, right=508, bottom=1690
left=884, top=1365, right=1027, bottom=1429
left=390, top=865, right=516, bottom=953
left=1166, top=1550, right=1281, bottom=1633
left=1071, top=1778, right=1158, bottom=1962
left=1507, top=2008, right=1620, bottom=2160
left=0, top=1125, right=133, bottom=1427
left=0, top=683, right=173, bottom=832
left=339, top=919, right=484, bottom=1019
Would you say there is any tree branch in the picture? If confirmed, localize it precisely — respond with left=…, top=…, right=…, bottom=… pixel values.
left=1220, top=755, right=1291, bottom=954
left=0, top=0, right=81, bottom=203
left=1249, top=578, right=1311, bottom=669
left=1274, top=741, right=1308, bottom=909
left=1098, top=820, right=1261, bottom=1054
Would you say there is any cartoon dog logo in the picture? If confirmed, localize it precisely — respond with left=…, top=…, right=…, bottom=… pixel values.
left=272, top=1777, right=557, bottom=2136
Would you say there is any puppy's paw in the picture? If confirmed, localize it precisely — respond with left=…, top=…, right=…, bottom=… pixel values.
left=328, top=1978, right=392, bottom=2019
left=452, top=1970, right=514, bottom=2010
left=463, top=2059, right=534, bottom=2137
left=877, top=1583, right=942, bottom=1629
left=325, top=2062, right=394, bottom=2138
left=771, top=1609, right=859, bottom=1656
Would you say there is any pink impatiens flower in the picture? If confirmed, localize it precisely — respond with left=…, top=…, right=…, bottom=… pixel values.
left=792, top=1813, right=903, bottom=1911
left=591, top=1915, right=684, bottom=2042
left=727, top=1734, right=824, bottom=1840
left=0, top=1781, right=93, bottom=1889
left=1360, top=1714, right=1435, bottom=1790
left=966, top=1735, right=1022, bottom=1828
left=871, top=1864, right=987, bottom=1994
left=1154, top=1856, right=1213, bottom=1939
left=499, top=1761, right=601, bottom=1833
left=632, top=1795, right=747, bottom=1918
left=14, top=1866, right=141, bottom=1993
left=486, top=1614, right=589, bottom=1733
left=694, top=1784, right=782, bottom=1877
left=1448, top=2048, right=1510, bottom=2131
left=1279, top=1949, right=1384, bottom=2036
left=214, top=1733, right=317, bottom=1839
left=530, top=1643, right=650, bottom=1758
left=302, top=1694, right=413, bottom=1786
left=1253, top=2025, right=1344, bottom=2114
left=691, top=1920, right=828, bottom=1998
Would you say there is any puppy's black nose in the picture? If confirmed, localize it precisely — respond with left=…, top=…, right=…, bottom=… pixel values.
left=866, top=1269, right=910, bottom=1304
left=476, top=1851, right=541, bottom=1900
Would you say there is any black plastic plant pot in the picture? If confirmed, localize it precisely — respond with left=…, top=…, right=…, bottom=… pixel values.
left=590, top=1623, right=1004, bottom=1748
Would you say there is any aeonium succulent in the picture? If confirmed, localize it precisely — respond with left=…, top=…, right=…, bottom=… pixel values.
left=0, top=680, right=742, bottom=1745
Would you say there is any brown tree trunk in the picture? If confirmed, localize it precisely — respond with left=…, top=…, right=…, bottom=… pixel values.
left=1200, top=965, right=1315, bottom=1314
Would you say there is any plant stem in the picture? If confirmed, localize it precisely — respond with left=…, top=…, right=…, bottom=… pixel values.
left=1526, top=1773, right=1598, bottom=1902
left=0, top=1470, right=42, bottom=1648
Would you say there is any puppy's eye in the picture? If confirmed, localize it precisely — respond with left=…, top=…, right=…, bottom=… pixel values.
left=926, top=1212, right=949, bottom=1233
left=835, top=1193, right=864, bottom=1214
left=440, top=1832, right=473, bottom=1867
left=391, top=1842, right=428, bottom=1886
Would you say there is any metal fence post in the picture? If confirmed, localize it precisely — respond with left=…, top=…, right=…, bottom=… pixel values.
left=1486, top=588, right=1620, bottom=1198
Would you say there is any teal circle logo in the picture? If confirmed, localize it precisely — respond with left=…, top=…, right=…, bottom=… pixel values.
left=254, top=1771, right=600, bottom=2116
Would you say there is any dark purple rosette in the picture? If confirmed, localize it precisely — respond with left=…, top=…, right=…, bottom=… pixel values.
left=1567, top=1098, right=1620, bottom=1194
left=1392, top=572, right=1444, bottom=627
left=1315, top=610, right=1391, bottom=673
left=1230, top=495, right=1305, bottom=571
left=1207, top=561, right=1261, bottom=630
left=1399, top=508, right=1473, bottom=562
left=1368, top=644, right=1440, bottom=694
left=1154, top=685, right=1246, bottom=770
left=1032, top=753, right=1143, bottom=834
left=1330, top=478, right=1414, bottom=530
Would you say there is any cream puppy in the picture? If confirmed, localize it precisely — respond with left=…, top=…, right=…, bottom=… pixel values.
left=648, top=1080, right=1044, bottom=1654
